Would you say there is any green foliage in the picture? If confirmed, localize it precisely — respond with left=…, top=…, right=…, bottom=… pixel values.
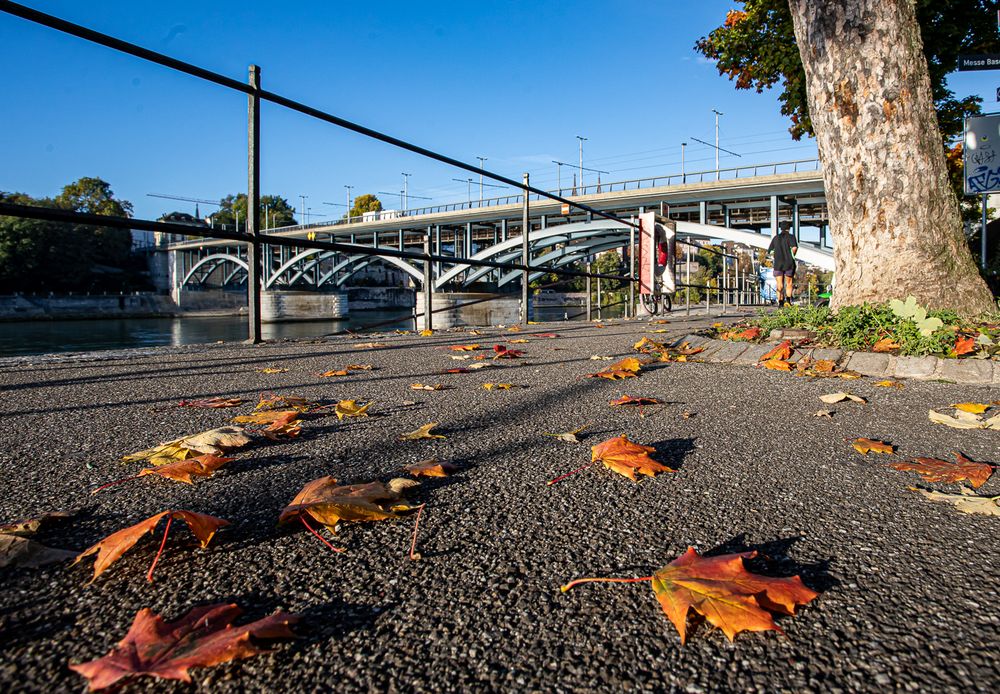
left=0, top=178, right=142, bottom=293
left=349, top=194, right=382, bottom=218
left=747, top=302, right=971, bottom=356
left=211, top=194, right=297, bottom=230
left=695, top=0, right=996, bottom=144
left=889, top=296, right=944, bottom=336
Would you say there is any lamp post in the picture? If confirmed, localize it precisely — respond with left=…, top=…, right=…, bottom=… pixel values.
left=711, top=110, right=723, bottom=179
left=344, top=185, right=353, bottom=215
left=576, top=135, right=587, bottom=191
left=401, top=173, right=411, bottom=211
left=299, top=194, right=308, bottom=222
left=476, top=156, right=487, bottom=204
left=681, top=142, right=687, bottom=179
left=552, top=160, right=563, bottom=193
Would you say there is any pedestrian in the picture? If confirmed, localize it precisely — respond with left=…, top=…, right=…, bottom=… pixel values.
left=767, top=221, right=798, bottom=307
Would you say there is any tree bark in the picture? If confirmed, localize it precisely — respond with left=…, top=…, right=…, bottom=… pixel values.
left=787, top=0, right=994, bottom=315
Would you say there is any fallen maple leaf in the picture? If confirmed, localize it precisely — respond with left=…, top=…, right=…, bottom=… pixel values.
left=889, top=453, right=993, bottom=488
left=531, top=332, right=559, bottom=338
left=334, top=400, right=372, bottom=420
left=405, top=459, right=457, bottom=477
left=929, top=408, right=1000, bottom=430
left=678, top=343, right=705, bottom=356
left=278, top=476, right=417, bottom=547
left=561, top=547, right=817, bottom=643
left=419, top=329, right=434, bottom=336
left=257, top=367, right=288, bottom=374
left=74, top=510, right=229, bottom=583
left=812, top=360, right=836, bottom=373
left=872, top=337, right=899, bottom=353
left=813, top=410, right=834, bottom=418
left=952, top=402, right=989, bottom=414
left=122, top=427, right=251, bottom=466
left=853, top=438, right=895, bottom=455
left=69, top=603, right=297, bottom=691
left=232, top=410, right=302, bottom=439
left=319, top=369, right=350, bottom=377
left=610, top=395, right=660, bottom=407
left=0, top=535, right=77, bottom=569
left=634, top=337, right=665, bottom=353
left=0, top=510, right=76, bottom=536
left=509, top=339, right=530, bottom=344
left=493, top=344, right=524, bottom=359
left=760, top=340, right=792, bottom=362
left=255, top=394, right=318, bottom=412
left=401, top=423, right=446, bottom=440
left=543, top=424, right=590, bottom=444
left=587, top=357, right=642, bottom=380
left=345, top=364, right=373, bottom=371
left=483, top=382, right=515, bottom=390
left=763, top=359, right=792, bottom=371
left=873, top=380, right=903, bottom=388
left=589, top=435, right=673, bottom=481
left=952, top=336, right=976, bottom=356
left=355, top=342, right=387, bottom=349
left=589, top=355, right=613, bottom=361
left=411, top=383, right=445, bottom=391
left=819, top=392, right=866, bottom=405
left=94, top=454, right=235, bottom=494
left=910, top=486, right=1000, bottom=516
left=177, top=397, right=243, bottom=409
left=449, top=355, right=471, bottom=361
left=448, top=344, right=481, bottom=352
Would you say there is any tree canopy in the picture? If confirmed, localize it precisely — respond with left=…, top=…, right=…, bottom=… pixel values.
left=0, top=178, right=141, bottom=293
left=210, top=194, right=297, bottom=231
left=349, top=194, right=382, bottom=218
left=695, top=0, right=997, bottom=143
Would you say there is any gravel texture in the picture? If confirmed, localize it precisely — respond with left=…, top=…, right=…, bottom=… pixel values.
left=1, top=315, right=998, bottom=692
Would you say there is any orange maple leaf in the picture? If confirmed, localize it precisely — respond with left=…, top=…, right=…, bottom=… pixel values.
left=760, top=340, right=792, bottom=362
left=591, top=435, right=674, bottom=481
left=69, top=603, right=297, bottom=691
left=889, top=452, right=993, bottom=489
left=609, top=396, right=660, bottom=407
left=74, top=510, right=229, bottom=583
left=232, top=410, right=302, bottom=439
left=562, top=547, right=817, bottom=643
left=763, top=359, right=792, bottom=371
left=872, top=337, right=899, bottom=353
left=448, top=344, right=481, bottom=352
left=405, top=459, right=457, bottom=478
left=586, top=357, right=642, bottom=380
left=853, top=438, right=895, bottom=455
left=952, top=336, right=975, bottom=356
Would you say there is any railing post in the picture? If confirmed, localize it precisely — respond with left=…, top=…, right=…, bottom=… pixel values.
left=685, top=244, right=691, bottom=317
left=596, top=277, right=602, bottom=321
left=423, top=234, right=433, bottom=331
left=628, top=217, right=635, bottom=319
left=520, top=172, right=530, bottom=325
left=585, top=262, right=592, bottom=321
left=246, top=64, right=262, bottom=344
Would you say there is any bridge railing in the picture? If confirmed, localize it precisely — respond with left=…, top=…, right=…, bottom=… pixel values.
left=267, top=158, right=822, bottom=233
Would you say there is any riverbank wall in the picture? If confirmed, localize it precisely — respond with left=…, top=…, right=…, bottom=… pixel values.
left=0, top=291, right=247, bottom=321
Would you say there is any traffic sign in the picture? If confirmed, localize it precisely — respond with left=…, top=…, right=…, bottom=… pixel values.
left=963, top=114, right=1000, bottom=194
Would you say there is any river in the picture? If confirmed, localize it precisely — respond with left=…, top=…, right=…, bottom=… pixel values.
left=0, top=305, right=623, bottom=357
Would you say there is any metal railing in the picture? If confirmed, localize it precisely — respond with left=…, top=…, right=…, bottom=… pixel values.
left=0, top=1, right=641, bottom=341
left=268, top=158, right=822, bottom=234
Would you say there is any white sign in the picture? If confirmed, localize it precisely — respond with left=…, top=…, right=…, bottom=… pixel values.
left=964, top=114, right=1000, bottom=194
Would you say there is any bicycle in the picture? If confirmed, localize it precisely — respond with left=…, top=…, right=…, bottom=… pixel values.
left=638, top=275, right=673, bottom=316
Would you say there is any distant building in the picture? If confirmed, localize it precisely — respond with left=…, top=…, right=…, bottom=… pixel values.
left=154, top=211, right=209, bottom=247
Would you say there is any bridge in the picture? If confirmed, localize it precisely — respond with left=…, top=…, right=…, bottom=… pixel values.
left=166, top=160, right=833, bottom=298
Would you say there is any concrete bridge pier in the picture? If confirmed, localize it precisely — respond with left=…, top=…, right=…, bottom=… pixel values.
left=415, top=292, right=520, bottom=330
left=261, top=290, right=348, bottom=323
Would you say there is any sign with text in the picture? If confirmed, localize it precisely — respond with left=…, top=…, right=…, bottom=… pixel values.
left=958, top=54, right=1000, bottom=71
left=964, top=114, right=1000, bottom=194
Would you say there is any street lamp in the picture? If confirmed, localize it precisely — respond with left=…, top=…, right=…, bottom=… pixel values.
left=712, top=110, right=723, bottom=179
left=681, top=142, right=687, bottom=179
left=476, top=156, right=487, bottom=204
left=552, top=160, right=563, bottom=193
left=344, top=185, right=353, bottom=214
left=299, top=194, right=308, bottom=222
left=401, top=173, right=411, bottom=211
left=576, top=135, right=588, bottom=190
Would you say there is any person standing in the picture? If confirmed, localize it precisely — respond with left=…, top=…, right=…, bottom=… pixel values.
left=767, top=221, right=798, bottom=307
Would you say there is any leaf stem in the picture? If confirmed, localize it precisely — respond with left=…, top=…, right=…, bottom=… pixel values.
left=547, top=460, right=597, bottom=486
left=409, top=503, right=427, bottom=561
left=300, top=515, right=345, bottom=553
left=560, top=575, right=654, bottom=592
left=146, top=514, right=173, bottom=583
left=91, top=474, right=141, bottom=495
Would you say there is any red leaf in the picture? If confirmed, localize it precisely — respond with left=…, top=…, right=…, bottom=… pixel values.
left=69, top=603, right=297, bottom=690
left=953, top=336, right=975, bottom=356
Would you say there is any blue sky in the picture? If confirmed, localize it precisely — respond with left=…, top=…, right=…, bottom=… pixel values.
left=1, top=1, right=996, bottom=223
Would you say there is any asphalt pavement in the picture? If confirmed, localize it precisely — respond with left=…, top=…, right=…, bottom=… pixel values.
left=0, top=314, right=997, bottom=692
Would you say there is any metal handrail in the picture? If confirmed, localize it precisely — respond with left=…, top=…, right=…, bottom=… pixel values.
left=268, top=158, right=822, bottom=234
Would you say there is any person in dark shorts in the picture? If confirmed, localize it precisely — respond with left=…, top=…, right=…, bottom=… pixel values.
left=767, top=221, right=798, bottom=307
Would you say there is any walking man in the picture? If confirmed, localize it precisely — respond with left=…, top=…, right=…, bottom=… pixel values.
left=767, top=221, right=798, bottom=307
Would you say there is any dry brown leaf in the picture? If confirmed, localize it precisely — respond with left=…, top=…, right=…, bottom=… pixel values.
left=813, top=410, right=834, bottom=418
left=231, top=410, right=302, bottom=439
left=874, top=380, right=903, bottom=388
left=543, top=424, right=590, bottom=444
left=819, top=392, right=866, bottom=405
left=401, top=423, right=446, bottom=440
left=278, top=476, right=411, bottom=532
left=405, top=459, right=457, bottom=478
left=910, top=487, right=1000, bottom=516
left=122, top=427, right=251, bottom=466
left=335, top=400, right=372, bottom=420
left=483, top=383, right=515, bottom=390
left=176, top=397, right=243, bottom=409
left=257, top=367, right=288, bottom=374
left=872, top=338, right=900, bottom=353
left=763, top=359, right=792, bottom=371
left=411, top=383, right=445, bottom=391
left=889, top=453, right=993, bottom=489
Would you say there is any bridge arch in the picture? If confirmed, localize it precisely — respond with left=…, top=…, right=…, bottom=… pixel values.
left=182, top=254, right=249, bottom=287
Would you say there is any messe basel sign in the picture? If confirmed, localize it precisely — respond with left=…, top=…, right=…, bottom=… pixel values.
left=958, top=54, right=1000, bottom=71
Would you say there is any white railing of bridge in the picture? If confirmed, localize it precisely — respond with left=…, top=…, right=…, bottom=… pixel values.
left=266, top=158, right=822, bottom=235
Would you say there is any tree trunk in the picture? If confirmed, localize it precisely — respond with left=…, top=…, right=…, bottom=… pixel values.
left=787, top=0, right=994, bottom=315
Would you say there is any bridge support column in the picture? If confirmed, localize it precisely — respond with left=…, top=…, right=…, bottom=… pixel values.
left=521, top=173, right=530, bottom=325
left=770, top=195, right=779, bottom=236
left=699, top=201, right=707, bottom=225
left=422, top=234, right=433, bottom=331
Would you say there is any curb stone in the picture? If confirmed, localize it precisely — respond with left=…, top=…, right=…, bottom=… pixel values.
left=681, top=335, right=998, bottom=386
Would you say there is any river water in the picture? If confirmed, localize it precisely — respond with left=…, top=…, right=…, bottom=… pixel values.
left=0, top=305, right=623, bottom=357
